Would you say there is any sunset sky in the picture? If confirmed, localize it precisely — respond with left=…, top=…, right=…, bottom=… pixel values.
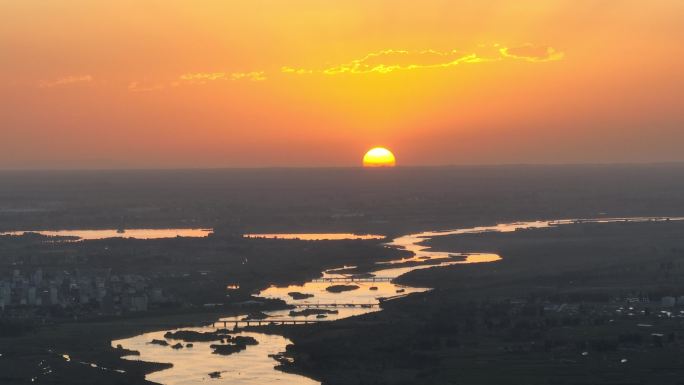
left=1, top=1, right=683, bottom=168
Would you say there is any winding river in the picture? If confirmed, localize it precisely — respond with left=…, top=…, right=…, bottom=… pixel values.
left=1, top=228, right=213, bottom=240
left=113, top=217, right=682, bottom=384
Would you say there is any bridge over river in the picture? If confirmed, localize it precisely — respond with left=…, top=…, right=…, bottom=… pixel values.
left=311, top=276, right=393, bottom=282
left=291, top=302, right=379, bottom=308
left=213, top=319, right=328, bottom=328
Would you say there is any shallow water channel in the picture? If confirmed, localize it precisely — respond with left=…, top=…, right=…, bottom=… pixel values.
left=113, top=217, right=680, bottom=384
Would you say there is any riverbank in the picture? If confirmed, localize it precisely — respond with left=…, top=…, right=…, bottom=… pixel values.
left=0, top=233, right=411, bottom=384
left=8, top=218, right=684, bottom=384
left=284, top=219, right=684, bottom=385
left=0, top=308, right=274, bottom=384
left=108, top=220, right=558, bottom=384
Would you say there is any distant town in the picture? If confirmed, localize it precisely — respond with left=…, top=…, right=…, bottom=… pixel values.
left=0, top=268, right=171, bottom=318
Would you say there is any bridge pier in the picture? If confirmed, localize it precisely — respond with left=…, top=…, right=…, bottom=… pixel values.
left=211, top=318, right=329, bottom=329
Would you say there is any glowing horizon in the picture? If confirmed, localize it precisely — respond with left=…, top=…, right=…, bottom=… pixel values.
left=1, top=1, right=683, bottom=168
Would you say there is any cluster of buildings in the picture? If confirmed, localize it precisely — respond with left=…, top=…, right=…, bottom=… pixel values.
left=0, top=268, right=171, bottom=317
left=617, top=294, right=684, bottom=308
left=659, top=296, right=684, bottom=308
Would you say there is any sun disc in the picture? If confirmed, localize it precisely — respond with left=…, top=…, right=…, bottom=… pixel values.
left=363, top=147, right=396, bottom=167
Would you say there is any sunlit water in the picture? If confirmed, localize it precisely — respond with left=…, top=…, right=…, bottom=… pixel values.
left=0, top=228, right=213, bottom=240
left=114, top=217, right=683, bottom=384
left=244, top=233, right=384, bottom=240
left=114, top=329, right=315, bottom=384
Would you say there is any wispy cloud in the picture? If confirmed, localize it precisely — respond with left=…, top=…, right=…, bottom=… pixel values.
left=128, top=81, right=165, bottom=92
left=230, top=71, right=266, bottom=81
left=178, top=71, right=266, bottom=84
left=322, top=49, right=491, bottom=75
left=38, top=75, right=93, bottom=88
left=35, top=44, right=561, bottom=93
left=179, top=72, right=228, bottom=82
left=499, top=44, right=564, bottom=62
left=283, top=44, right=563, bottom=76
left=281, top=67, right=315, bottom=75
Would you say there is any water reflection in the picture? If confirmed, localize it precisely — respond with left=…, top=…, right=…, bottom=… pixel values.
left=255, top=280, right=422, bottom=322
left=113, top=329, right=317, bottom=385
left=244, top=233, right=384, bottom=240
left=114, top=216, right=684, bottom=384
left=1, top=228, right=213, bottom=240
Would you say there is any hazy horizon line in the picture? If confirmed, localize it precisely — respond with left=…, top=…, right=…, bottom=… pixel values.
left=1, top=161, right=684, bottom=173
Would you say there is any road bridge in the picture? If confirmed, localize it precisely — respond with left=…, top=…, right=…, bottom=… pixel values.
left=213, top=319, right=328, bottom=328
left=312, top=277, right=392, bottom=283
left=291, top=303, right=379, bottom=308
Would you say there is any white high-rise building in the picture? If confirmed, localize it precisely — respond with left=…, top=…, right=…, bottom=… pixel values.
left=27, top=287, right=37, bottom=305
left=32, top=269, right=43, bottom=285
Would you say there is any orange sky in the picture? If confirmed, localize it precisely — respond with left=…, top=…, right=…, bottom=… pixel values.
left=1, top=1, right=683, bottom=168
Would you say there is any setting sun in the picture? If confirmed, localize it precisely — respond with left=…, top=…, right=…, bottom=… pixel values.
left=363, top=147, right=396, bottom=167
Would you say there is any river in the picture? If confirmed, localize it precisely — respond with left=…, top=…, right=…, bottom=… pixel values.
left=0, top=228, right=213, bottom=240
left=112, top=216, right=682, bottom=384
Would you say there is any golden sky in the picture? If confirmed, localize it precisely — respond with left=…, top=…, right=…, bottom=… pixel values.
left=1, top=1, right=683, bottom=168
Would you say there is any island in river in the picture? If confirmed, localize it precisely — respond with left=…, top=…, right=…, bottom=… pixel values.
left=283, top=219, right=684, bottom=385
left=108, top=217, right=684, bottom=385
left=0, top=231, right=409, bottom=384
left=4, top=166, right=684, bottom=384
